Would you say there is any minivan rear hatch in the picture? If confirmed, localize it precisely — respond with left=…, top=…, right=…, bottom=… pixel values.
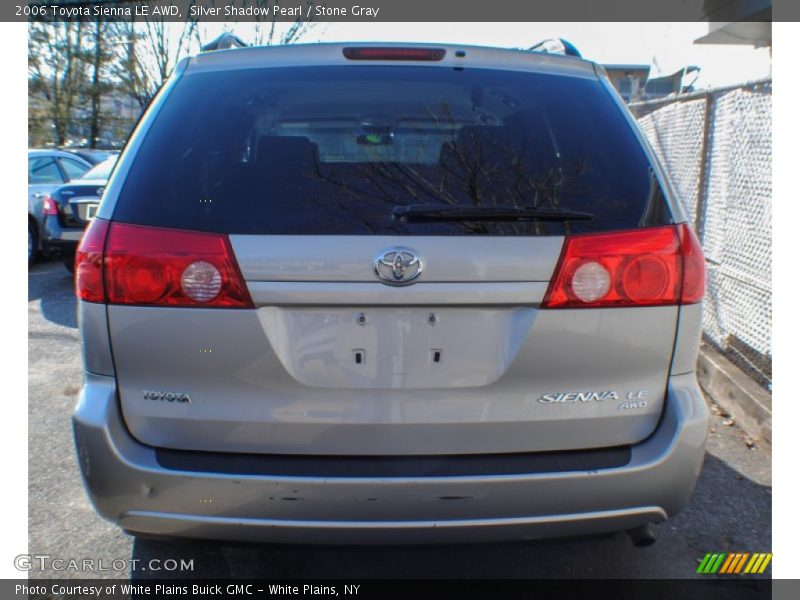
left=103, top=52, right=682, bottom=455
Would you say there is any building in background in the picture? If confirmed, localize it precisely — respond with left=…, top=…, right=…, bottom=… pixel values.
left=694, top=0, right=772, bottom=48
left=603, top=65, right=650, bottom=102
left=603, top=64, right=700, bottom=103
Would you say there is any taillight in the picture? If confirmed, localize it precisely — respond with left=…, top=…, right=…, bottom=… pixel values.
left=75, top=217, right=110, bottom=303
left=677, top=223, right=706, bottom=304
left=541, top=223, right=705, bottom=308
left=342, top=47, right=446, bottom=61
left=103, top=223, right=253, bottom=308
left=74, top=221, right=253, bottom=308
left=42, top=195, right=59, bottom=216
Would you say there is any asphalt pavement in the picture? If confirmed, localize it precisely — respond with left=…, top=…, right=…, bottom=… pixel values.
left=28, top=258, right=772, bottom=580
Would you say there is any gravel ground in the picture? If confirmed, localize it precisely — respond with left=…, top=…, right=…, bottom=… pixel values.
left=28, top=259, right=772, bottom=580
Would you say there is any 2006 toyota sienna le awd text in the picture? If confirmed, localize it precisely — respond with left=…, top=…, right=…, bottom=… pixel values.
left=72, top=42, right=708, bottom=545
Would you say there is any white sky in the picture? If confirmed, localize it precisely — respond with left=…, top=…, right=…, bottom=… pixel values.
left=216, top=21, right=771, bottom=89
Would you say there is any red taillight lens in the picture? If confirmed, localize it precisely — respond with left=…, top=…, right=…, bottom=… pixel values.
left=42, top=195, right=59, bottom=216
left=541, top=224, right=705, bottom=308
left=103, top=223, right=253, bottom=308
left=343, top=47, right=446, bottom=61
left=678, top=223, right=706, bottom=304
left=620, top=255, right=671, bottom=303
left=75, top=217, right=110, bottom=303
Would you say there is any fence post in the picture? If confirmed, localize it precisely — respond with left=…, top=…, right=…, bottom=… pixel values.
left=694, top=94, right=713, bottom=241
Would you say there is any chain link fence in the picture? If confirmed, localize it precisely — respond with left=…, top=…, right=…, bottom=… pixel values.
left=632, top=80, right=772, bottom=389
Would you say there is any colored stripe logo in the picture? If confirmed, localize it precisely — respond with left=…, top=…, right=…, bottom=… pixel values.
left=697, top=552, right=772, bottom=574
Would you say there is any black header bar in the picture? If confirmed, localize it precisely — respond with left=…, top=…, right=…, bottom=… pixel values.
left=9, top=0, right=784, bottom=23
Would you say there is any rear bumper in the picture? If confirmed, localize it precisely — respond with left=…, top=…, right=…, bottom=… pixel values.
left=72, top=372, right=708, bottom=544
left=41, top=216, right=82, bottom=253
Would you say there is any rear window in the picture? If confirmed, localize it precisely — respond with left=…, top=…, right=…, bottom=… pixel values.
left=113, top=65, right=671, bottom=236
left=82, top=156, right=117, bottom=180
left=28, top=157, right=64, bottom=185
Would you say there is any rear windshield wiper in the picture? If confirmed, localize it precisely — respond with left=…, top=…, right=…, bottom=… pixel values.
left=392, top=204, right=594, bottom=223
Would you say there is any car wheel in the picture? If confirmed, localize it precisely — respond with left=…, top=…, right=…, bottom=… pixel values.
left=28, top=221, right=37, bottom=267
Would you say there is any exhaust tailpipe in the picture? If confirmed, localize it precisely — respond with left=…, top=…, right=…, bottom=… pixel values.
left=627, top=524, right=656, bottom=547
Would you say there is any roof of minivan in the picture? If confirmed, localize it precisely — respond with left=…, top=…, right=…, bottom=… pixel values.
left=183, top=42, right=599, bottom=80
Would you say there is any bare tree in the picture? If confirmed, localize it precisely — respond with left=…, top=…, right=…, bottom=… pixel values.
left=252, top=0, right=317, bottom=46
left=28, top=22, right=89, bottom=145
left=110, top=18, right=198, bottom=110
left=195, top=0, right=317, bottom=49
left=85, top=20, right=116, bottom=148
left=108, top=0, right=315, bottom=112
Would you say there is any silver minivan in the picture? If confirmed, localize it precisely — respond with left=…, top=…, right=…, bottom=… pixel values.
left=72, top=42, right=708, bottom=545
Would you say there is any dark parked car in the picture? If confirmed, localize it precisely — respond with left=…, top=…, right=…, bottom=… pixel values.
left=28, top=149, right=93, bottom=265
left=42, top=156, right=116, bottom=272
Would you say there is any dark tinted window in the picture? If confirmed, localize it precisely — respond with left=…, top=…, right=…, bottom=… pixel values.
left=113, top=66, right=671, bottom=235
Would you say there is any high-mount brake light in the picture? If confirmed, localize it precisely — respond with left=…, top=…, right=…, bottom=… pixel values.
left=541, top=223, right=705, bottom=308
left=75, top=221, right=253, bottom=308
left=342, top=47, right=446, bottom=61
